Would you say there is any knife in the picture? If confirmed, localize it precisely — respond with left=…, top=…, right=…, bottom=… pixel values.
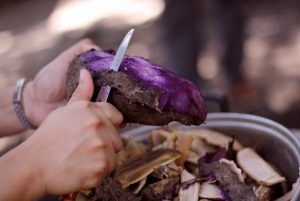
left=96, top=29, right=135, bottom=102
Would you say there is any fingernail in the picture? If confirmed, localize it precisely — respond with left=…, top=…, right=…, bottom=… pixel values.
left=89, top=44, right=100, bottom=50
left=79, top=69, right=85, bottom=82
left=83, top=44, right=100, bottom=52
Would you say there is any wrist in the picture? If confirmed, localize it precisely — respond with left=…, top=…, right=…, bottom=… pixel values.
left=0, top=142, right=45, bottom=201
left=19, top=141, right=46, bottom=200
left=19, top=140, right=46, bottom=199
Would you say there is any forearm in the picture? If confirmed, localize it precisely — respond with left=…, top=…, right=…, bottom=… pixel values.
left=0, top=84, right=25, bottom=136
left=0, top=142, right=44, bottom=201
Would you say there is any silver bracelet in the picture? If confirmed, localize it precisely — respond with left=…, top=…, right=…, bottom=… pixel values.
left=12, top=79, right=35, bottom=129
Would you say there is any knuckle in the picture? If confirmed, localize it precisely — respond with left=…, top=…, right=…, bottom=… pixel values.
left=86, top=115, right=101, bottom=129
left=97, top=102, right=123, bottom=125
left=98, top=164, right=107, bottom=175
left=71, top=100, right=90, bottom=109
left=107, top=129, right=123, bottom=152
left=90, top=136, right=108, bottom=151
left=76, top=103, right=104, bottom=128
left=79, top=101, right=92, bottom=109
left=83, top=158, right=108, bottom=189
left=96, top=140, right=108, bottom=151
left=97, top=102, right=115, bottom=113
left=115, top=139, right=124, bottom=153
left=94, top=162, right=108, bottom=177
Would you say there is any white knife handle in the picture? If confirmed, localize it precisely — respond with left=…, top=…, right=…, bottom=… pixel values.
left=96, top=86, right=111, bottom=102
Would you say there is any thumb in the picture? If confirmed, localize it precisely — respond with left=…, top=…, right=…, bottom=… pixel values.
left=69, top=69, right=94, bottom=104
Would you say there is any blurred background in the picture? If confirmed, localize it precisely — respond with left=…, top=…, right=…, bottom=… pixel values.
left=0, top=0, right=300, bottom=149
left=0, top=0, right=300, bottom=199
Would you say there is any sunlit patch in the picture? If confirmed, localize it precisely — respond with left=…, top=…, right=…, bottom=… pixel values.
left=47, top=0, right=165, bottom=34
left=197, top=52, right=219, bottom=80
left=11, top=23, right=60, bottom=58
left=266, top=81, right=300, bottom=113
left=245, top=38, right=268, bottom=60
left=243, top=37, right=268, bottom=79
left=271, top=32, right=300, bottom=77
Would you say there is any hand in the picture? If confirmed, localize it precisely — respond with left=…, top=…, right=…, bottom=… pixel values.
left=20, top=69, right=123, bottom=196
left=23, top=39, right=100, bottom=127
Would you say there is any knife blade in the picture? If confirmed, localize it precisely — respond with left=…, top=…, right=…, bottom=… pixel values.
left=96, top=29, right=134, bottom=102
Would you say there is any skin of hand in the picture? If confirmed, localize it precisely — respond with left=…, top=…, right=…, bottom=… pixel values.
left=23, top=39, right=100, bottom=127
left=0, top=69, right=123, bottom=201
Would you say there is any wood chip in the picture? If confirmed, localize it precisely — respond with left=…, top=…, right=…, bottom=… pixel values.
left=115, top=149, right=181, bottom=188
left=199, top=182, right=223, bottom=200
left=179, top=170, right=200, bottom=201
left=237, top=148, right=286, bottom=186
left=180, top=129, right=243, bottom=151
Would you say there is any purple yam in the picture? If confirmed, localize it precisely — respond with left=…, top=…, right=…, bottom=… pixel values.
left=66, top=50, right=207, bottom=125
left=198, top=149, right=257, bottom=201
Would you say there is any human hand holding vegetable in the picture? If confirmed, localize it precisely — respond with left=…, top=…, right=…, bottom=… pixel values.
left=0, top=39, right=100, bottom=136
left=23, top=39, right=100, bottom=127
left=0, top=69, right=123, bottom=201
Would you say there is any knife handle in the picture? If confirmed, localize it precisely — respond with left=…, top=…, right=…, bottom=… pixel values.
left=96, top=85, right=111, bottom=102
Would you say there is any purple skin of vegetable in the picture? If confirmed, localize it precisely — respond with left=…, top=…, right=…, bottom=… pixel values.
left=199, top=148, right=227, bottom=163
left=199, top=149, right=231, bottom=201
left=198, top=149, right=257, bottom=201
left=78, top=50, right=207, bottom=124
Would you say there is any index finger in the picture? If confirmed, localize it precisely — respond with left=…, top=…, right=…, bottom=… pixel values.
left=93, top=102, right=124, bottom=127
left=61, top=39, right=101, bottom=64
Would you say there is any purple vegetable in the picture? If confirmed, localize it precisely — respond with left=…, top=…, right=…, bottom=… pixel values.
left=199, top=148, right=227, bottom=163
left=67, top=50, right=207, bottom=125
left=198, top=149, right=257, bottom=201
